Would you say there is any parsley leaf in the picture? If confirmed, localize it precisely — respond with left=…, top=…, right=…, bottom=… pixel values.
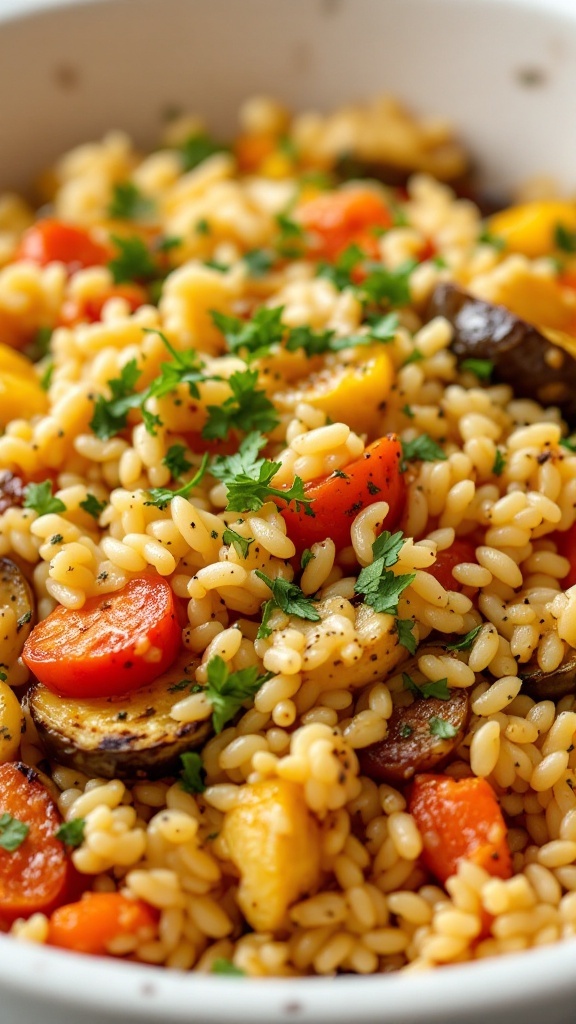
left=210, top=306, right=285, bottom=362
left=403, top=673, right=451, bottom=700
left=255, top=570, right=321, bottom=626
left=179, top=752, right=206, bottom=794
left=477, top=228, right=505, bottom=251
left=163, top=444, right=193, bottom=480
left=108, top=235, right=158, bottom=284
left=89, top=359, right=144, bottom=440
left=210, top=432, right=312, bottom=514
left=301, top=548, right=314, bottom=571
left=80, top=494, right=107, bottom=519
left=144, top=329, right=215, bottom=402
left=39, top=361, right=54, bottom=391
left=243, top=249, right=275, bottom=277
left=395, top=618, right=417, bottom=655
left=316, top=244, right=364, bottom=290
left=355, top=530, right=415, bottom=615
left=210, top=958, right=246, bottom=977
left=222, top=527, right=254, bottom=559
left=0, top=813, right=29, bottom=852
left=108, top=181, right=156, bottom=221
left=23, top=481, right=66, bottom=517
left=55, top=817, right=86, bottom=848
left=276, top=210, right=305, bottom=257
left=445, top=624, right=483, bottom=652
left=372, top=530, right=405, bottom=565
left=145, top=452, right=209, bottom=509
left=203, top=368, right=279, bottom=441
left=459, top=358, right=494, bottom=381
left=0, top=671, right=6, bottom=682
left=428, top=716, right=458, bottom=739
left=400, top=435, right=447, bottom=472
left=179, top=133, right=227, bottom=172
left=285, top=312, right=398, bottom=358
left=555, top=223, right=576, bottom=253
left=205, top=655, right=272, bottom=733
left=492, top=449, right=506, bottom=476
left=360, top=259, right=416, bottom=307
left=560, top=436, right=576, bottom=453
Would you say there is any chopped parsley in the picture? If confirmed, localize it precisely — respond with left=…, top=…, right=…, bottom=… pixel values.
left=179, top=752, right=206, bottom=794
left=459, top=358, right=494, bottom=381
left=560, top=436, right=576, bottom=453
left=39, top=361, right=54, bottom=391
left=275, top=210, right=305, bottom=257
left=492, top=449, right=506, bottom=476
left=205, top=655, right=272, bottom=733
left=210, top=432, right=312, bottom=514
left=243, top=249, right=275, bottom=277
left=80, top=494, right=107, bottom=519
left=144, top=329, right=216, bottom=402
left=399, top=723, right=414, bottom=739
left=428, top=716, right=458, bottom=739
left=55, top=817, right=86, bottom=848
left=255, top=571, right=321, bottom=638
left=285, top=312, right=398, bottom=357
left=0, top=671, right=6, bottom=683
left=555, top=223, right=576, bottom=253
left=108, top=181, right=156, bottom=221
left=403, top=672, right=451, bottom=700
left=23, top=480, right=66, bottom=517
left=445, top=624, right=483, bottom=651
left=178, top=133, right=228, bottom=172
left=17, top=611, right=32, bottom=631
left=360, top=259, right=417, bottom=308
left=89, top=359, right=145, bottom=440
left=145, top=452, right=209, bottom=509
left=300, top=548, right=315, bottom=571
left=316, top=244, right=364, bottom=290
left=477, top=228, right=505, bottom=251
left=395, top=617, right=417, bottom=655
left=354, top=530, right=415, bottom=615
left=222, top=527, right=254, bottom=559
left=196, top=218, right=211, bottom=236
left=0, top=813, right=29, bottom=852
left=108, top=235, right=158, bottom=284
left=203, top=368, right=279, bottom=441
left=163, top=444, right=193, bottom=480
left=210, top=306, right=285, bottom=362
left=210, top=959, right=246, bottom=977
left=400, top=434, right=447, bottom=472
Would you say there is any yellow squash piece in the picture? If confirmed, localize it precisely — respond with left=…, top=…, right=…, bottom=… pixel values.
left=0, top=342, right=37, bottom=381
left=0, top=372, right=48, bottom=426
left=222, top=778, right=321, bottom=932
left=489, top=200, right=576, bottom=259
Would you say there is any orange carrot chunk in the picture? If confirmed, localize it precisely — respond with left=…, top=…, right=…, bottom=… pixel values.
left=23, top=575, right=181, bottom=699
left=48, top=892, right=156, bottom=956
left=409, top=773, right=512, bottom=884
left=298, top=186, right=393, bottom=262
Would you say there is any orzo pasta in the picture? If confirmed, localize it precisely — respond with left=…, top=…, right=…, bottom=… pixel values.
left=2, top=94, right=576, bottom=976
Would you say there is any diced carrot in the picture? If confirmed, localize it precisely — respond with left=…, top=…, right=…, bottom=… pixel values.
left=234, top=132, right=277, bottom=173
left=409, top=773, right=512, bottom=884
left=15, top=219, right=110, bottom=274
left=48, top=892, right=156, bottom=956
left=297, top=186, right=392, bottom=262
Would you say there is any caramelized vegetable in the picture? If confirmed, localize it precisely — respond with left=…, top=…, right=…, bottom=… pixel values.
left=429, top=282, right=576, bottom=423
left=0, top=558, right=35, bottom=688
left=0, top=472, right=26, bottom=515
left=48, top=893, right=156, bottom=955
left=521, top=658, right=576, bottom=701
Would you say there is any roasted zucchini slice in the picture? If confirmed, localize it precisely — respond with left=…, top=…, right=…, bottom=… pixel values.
left=28, top=654, right=211, bottom=781
left=0, top=557, right=35, bottom=687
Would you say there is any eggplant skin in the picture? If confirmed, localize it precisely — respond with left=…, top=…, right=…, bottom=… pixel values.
left=521, top=659, right=576, bottom=701
left=429, top=282, right=576, bottom=424
left=28, top=655, right=211, bottom=781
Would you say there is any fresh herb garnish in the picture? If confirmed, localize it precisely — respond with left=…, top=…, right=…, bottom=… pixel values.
left=316, top=244, right=364, bottom=290
left=89, top=359, right=145, bottom=440
left=144, top=329, right=216, bottom=402
left=203, top=368, right=279, bottom=441
left=243, top=249, right=275, bottom=277
left=145, top=453, right=209, bottom=509
left=178, top=133, right=228, bottom=172
left=275, top=210, right=305, bottom=256
left=555, top=223, right=576, bottom=254
left=210, top=958, right=246, bottom=977
left=399, top=723, right=413, bottom=739
left=205, top=655, right=272, bottom=733
left=80, top=494, right=107, bottom=519
left=445, top=624, right=483, bottom=652
left=400, top=435, right=447, bottom=472
left=210, top=306, right=285, bottom=362
left=179, top=752, right=206, bottom=794
left=403, top=673, right=451, bottom=700
left=300, top=548, right=314, bottom=571
left=108, top=181, right=156, bottom=221
left=492, top=449, right=506, bottom=476
left=395, top=618, right=417, bottom=655
left=478, top=228, right=505, bottom=251
left=354, top=530, right=415, bottom=615
left=23, top=481, right=66, bottom=517
left=17, top=611, right=32, bottom=631
left=222, top=527, right=254, bottom=559
left=55, top=817, right=86, bottom=848
left=39, top=361, right=54, bottom=391
left=210, top=432, right=312, bottom=514
left=255, top=571, right=321, bottom=637
left=163, top=444, right=193, bottom=480
left=459, top=358, right=494, bottom=381
left=361, top=259, right=416, bottom=307
left=0, top=813, right=29, bottom=852
left=428, top=716, right=458, bottom=739
left=108, top=235, right=158, bottom=284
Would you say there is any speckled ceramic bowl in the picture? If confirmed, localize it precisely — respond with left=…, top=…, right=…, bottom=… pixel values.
left=1, top=0, right=576, bottom=1021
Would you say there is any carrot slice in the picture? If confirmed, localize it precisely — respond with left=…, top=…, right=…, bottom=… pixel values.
left=0, top=762, right=69, bottom=924
left=409, top=773, right=512, bottom=884
left=48, top=892, right=156, bottom=955
left=22, top=575, right=181, bottom=699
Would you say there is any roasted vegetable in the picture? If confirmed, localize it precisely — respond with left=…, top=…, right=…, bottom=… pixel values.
left=428, top=282, right=576, bottom=423
left=521, top=657, right=576, bottom=701
left=28, top=654, right=211, bottom=781
left=48, top=893, right=156, bottom=955
left=0, top=472, right=26, bottom=515
left=0, top=557, right=35, bottom=688
left=359, top=688, right=469, bottom=784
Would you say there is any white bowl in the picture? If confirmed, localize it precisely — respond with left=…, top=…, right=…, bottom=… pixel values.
left=2, top=0, right=576, bottom=1022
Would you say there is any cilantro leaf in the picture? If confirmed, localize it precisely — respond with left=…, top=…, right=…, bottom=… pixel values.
left=0, top=813, right=29, bottom=852
left=355, top=530, right=415, bottom=615
left=210, top=958, right=246, bottom=977
left=445, top=624, right=483, bottom=652
left=179, top=752, right=206, bottom=794
left=492, top=449, right=506, bottom=477
left=145, top=453, right=209, bottom=509
left=205, top=655, right=272, bottom=733
left=163, top=444, right=193, bottom=480
left=210, top=306, right=285, bottom=362
left=202, top=368, right=280, bottom=441
left=395, top=617, right=417, bottom=655
left=222, top=527, right=254, bottom=559
left=459, top=358, right=494, bottom=381
left=255, top=570, right=321, bottom=627
left=210, top=432, right=312, bottom=514
left=178, top=133, right=228, bottom=172
left=55, top=817, right=86, bottom=848
left=316, top=243, right=364, bottom=290
left=80, top=494, right=107, bottom=519
left=89, top=359, right=144, bottom=440
left=360, top=259, right=416, bottom=307
left=400, top=434, right=447, bottom=472
left=108, top=235, right=158, bottom=284
left=108, top=181, right=156, bottom=221
left=403, top=673, right=451, bottom=700
left=428, top=716, right=458, bottom=739
left=372, top=530, right=405, bottom=566
left=257, top=599, right=275, bottom=640
left=555, top=223, right=576, bottom=253
left=23, top=481, right=66, bottom=517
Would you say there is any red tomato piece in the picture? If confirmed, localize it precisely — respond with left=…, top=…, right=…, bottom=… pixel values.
left=426, top=539, right=477, bottom=591
left=22, top=575, right=181, bottom=699
left=298, top=187, right=393, bottom=262
left=16, top=219, right=110, bottom=274
left=278, top=434, right=405, bottom=556
left=59, top=282, right=147, bottom=326
left=0, top=762, right=70, bottom=924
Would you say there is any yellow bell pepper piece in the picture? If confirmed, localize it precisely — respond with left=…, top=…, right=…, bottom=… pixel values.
left=486, top=270, right=576, bottom=334
left=0, top=342, right=37, bottom=381
left=0, top=372, right=48, bottom=425
left=489, top=200, right=576, bottom=259
left=222, top=778, right=321, bottom=932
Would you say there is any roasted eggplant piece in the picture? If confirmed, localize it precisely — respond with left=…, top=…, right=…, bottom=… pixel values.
left=0, top=472, right=26, bottom=515
left=429, top=282, right=576, bottom=424
left=521, top=658, right=576, bottom=701
left=359, top=688, right=470, bottom=784
left=28, top=654, right=211, bottom=781
left=0, top=557, right=35, bottom=687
